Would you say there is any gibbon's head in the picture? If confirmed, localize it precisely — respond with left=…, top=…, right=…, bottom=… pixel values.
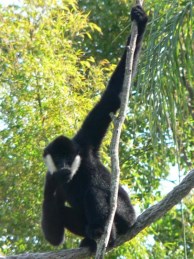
left=43, top=135, right=81, bottom=176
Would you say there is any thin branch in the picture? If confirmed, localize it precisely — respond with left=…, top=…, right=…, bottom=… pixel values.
left=95, top=0, right=144, bottom=258
left=2, top=169, right=194, bottom=259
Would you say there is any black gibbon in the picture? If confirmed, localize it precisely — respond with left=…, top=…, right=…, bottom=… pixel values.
left=42, top=5, right=148, bottom=250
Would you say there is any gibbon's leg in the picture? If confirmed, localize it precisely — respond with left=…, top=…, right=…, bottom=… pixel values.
left=84, top=187, right=116, bottom=245
left=74, top=5, right=147, bottom=152
left=62, top=206, right=87, bottom=237
left=115, top=187, right=136, bottom=235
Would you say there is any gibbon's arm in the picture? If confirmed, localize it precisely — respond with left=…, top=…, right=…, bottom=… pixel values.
left=41, top=154, right=83, bottom=246
left=74, top=6, right=147, bottom=152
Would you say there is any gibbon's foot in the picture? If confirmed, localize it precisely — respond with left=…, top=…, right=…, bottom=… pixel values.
left=85, top=224, right=116, bottom=249
left=80, top=237, right=97, bottom=251
left=80, top=236, right=115, bottom=252
left=86, top=224, right=104, bottom=240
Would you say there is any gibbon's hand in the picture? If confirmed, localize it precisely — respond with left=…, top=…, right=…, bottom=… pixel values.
left=53, top=168, right=72, bottom=185
left=131, top=5, right=148, bottom=32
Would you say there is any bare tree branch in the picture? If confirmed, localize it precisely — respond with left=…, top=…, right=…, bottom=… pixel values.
left=95, top=1, right=144, bottom=258
left=115, top=168, right=194, bottom=246
left=2, top=169, right=193, bottom=259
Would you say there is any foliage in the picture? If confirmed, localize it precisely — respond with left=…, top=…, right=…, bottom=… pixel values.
left=0, top=0, right=193, bottom=258
left=0, top=0, right=111, bottom=253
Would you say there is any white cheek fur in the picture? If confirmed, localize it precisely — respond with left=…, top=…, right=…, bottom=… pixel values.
left=44, top=154, right=81, bottom=178
left=44, top=154, right=57, bottom=174
left=71, top=155, right=81, bottom=177
left=62, top=155, right=81, bottom=179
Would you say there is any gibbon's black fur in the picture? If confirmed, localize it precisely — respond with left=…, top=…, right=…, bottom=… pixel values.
left=42, top=5, right=148, bottom=250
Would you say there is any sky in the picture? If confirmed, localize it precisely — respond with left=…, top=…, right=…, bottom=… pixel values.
left=0, top=0, right=22, bottom=6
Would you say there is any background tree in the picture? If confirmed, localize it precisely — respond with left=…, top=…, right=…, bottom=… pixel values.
left=0, top=0, right=108, bottom=253
left=0, top=0, right=193, bottom=258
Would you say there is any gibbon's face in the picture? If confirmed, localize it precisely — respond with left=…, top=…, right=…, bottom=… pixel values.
left=43, top=135, right=81, bottom=176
